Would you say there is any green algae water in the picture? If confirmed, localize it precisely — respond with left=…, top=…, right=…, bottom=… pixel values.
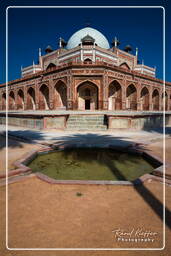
left=28, top=148, right=155, bottom=181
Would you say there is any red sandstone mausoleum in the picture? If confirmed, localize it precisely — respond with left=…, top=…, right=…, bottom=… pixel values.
left=0, top=26, right=171, bottom=112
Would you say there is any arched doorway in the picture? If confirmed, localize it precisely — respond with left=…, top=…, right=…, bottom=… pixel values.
left=162, top=91, right=168, bottom=111
left=152, top=89, right=159, bottom=110
left=39, top=84, right=49, bottom=110
left=140, top=87, right=149, bottom=110
left=2, top=93, right=6, bottom=110
left=27, top=87, right=36, bottom=110
left=126, top=84, right=137, bottom=110
left=17, top=89, right=24, bottom=110
left=108, top=81, right=122, bottom=110
left=9, top=91, right=15, bottom=110
left=77, top=81, right=98, bottom=110
left=54, top=81, right=67, bottom=109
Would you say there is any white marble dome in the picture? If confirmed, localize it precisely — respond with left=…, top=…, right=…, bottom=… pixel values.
left=66, top=27, right=110, bottom=49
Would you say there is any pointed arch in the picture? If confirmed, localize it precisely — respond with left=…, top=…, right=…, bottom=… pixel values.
left=9, top=91, right=15, bottom=110
left=39, top=84, right=49, bottom=110
left=54, top=80, right=67, bottom=109
left=152, top=89, right=159, bottom=111
left=46, top=63, right=56, bottom=71
left=120, top=62, right=130, bottom=70
left=126, top=84, right=137, bottom=110
left=84, top=58, right=92, bottom=64
left=27, top=87, right=36, bottom=110
left=17, top=89, right=24, bottom=110
left=2, top=92, right=6, bottom=110
left=140, top=87, right=149, bottom=110
left=77, top=81, right=98, bottom=110
left=108, top=80, right=122, bottom=110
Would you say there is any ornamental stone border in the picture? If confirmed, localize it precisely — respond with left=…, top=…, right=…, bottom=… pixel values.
left=1, top=142, right=171, bottom=186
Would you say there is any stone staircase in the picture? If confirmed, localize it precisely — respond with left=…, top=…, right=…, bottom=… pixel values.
left=66, top=114, right=107, bottom=131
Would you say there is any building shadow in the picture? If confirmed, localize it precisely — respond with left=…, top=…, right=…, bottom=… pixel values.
left=2, top=129, right=171, bottom=229
left=142, top=113, right=171, bottom=136
left=49, top=133, right=171, bottom=229
left=0, top=129, right=45, bottom=150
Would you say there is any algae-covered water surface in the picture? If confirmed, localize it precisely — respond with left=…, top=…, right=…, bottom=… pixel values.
left=28, top=148, right=155, bottom=181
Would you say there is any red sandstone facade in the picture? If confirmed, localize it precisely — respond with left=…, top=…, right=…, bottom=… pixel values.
left=0, top=27, right=171, bottom=111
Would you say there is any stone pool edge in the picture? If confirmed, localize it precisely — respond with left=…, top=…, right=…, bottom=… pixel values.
left=1, top=144, right=171, bottom=186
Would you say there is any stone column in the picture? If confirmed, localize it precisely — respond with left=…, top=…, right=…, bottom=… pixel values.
left=14, top=90, right=18, bottom=110
left=148, top=86, right=153, bottom=111
left=102, top=72, right=108, bottom=110
left=49, top=79, right=54, bottom=110
left=23, top=86, right=27, bottom=110
left=35, top=81, right=40, bottom=110
left=159, top=89, right=163, bottom=111
left=137, top=84, right=142, bottom=111
left=122, top=79, right=127, bottom=110
left=165, top=91, right=169, bottom=111
left=67, top=71, right=73, bottom=110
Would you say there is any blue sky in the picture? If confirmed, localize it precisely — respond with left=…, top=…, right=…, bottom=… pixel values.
left=0, top=0, right=170, bottom=83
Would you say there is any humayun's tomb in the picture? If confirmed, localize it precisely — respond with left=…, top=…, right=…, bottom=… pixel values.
left=0, top=26, right=171, bottom=130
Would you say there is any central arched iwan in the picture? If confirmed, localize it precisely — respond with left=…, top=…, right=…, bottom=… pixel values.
left=77, top=81, right=98, bottom=110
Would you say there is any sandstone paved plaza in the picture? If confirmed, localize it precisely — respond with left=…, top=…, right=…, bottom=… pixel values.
left=0, top=124, right=171, bottom=255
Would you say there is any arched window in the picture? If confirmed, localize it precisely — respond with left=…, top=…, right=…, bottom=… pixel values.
left=85, top=88, right=91, bottom=96
left=46, top=63, right=56, bottom=71
left=120, top=62, right=130, bottom=70
left=84, top=58, right=92, bottom=64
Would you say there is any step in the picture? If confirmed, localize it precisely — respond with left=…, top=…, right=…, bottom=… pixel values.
left=66, top=126, right=107, bottom=131
left=68, top=115, right=104, bottom=119
left=66, top=125, right=107, bottom=128
left=66, top=127, right=107, bottom=131
left=66, top=114, right=107, bottom=131
left=68, top=118, right=104, bottom=121
left=67, top=121, right=105, bottom=125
